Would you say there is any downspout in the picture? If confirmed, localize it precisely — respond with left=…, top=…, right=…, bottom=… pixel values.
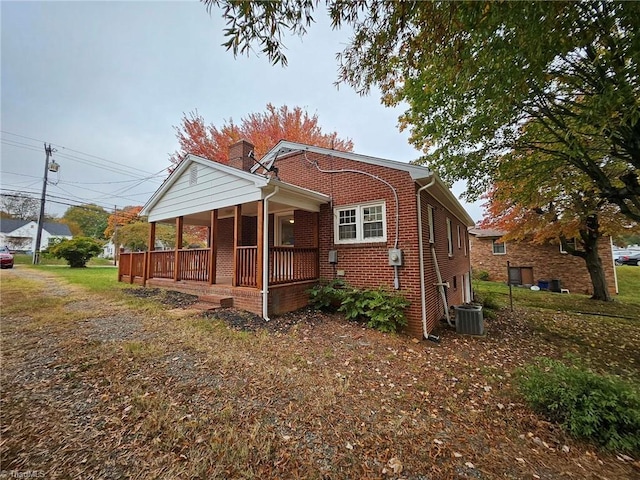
left=416, top=176, right=438, bottom=340
left=432, top=244, right=454, bottom=328
left=262, top=186, right=279, bottom=321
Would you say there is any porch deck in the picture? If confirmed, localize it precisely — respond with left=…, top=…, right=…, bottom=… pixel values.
left=118, top=247, right=319, bottom=316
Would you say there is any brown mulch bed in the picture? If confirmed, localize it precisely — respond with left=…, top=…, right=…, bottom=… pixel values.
left=123, top=287, right=199, bottom=308
left=205, top=306, right=331, bottom=334
left=123, top=287, right=331, bottom=334
left=2, top=269, right=638, bottom=479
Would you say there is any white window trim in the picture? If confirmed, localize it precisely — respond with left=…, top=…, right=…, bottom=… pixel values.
left=334, top=201, right=387, bottom=244
left=457, top=224, right=462, bottom=250
left=427, top=205, right=435, bottom=244
left=463, top=229, right=468, bottom=257
left=492, top=239, right=506, bottom=255
left=446, top=217, right=453, bottom=257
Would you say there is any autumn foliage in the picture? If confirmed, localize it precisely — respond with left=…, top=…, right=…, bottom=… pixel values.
left=169, top=104, right=353, bottom=169
left=104, top=206, right=143, bottom=239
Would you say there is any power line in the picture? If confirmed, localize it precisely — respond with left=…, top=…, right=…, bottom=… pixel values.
left=1, top=188, right=146, bottom=214
left=1, top=169, right=166, bottom=185
left=1, top=131, right=165, bottom=177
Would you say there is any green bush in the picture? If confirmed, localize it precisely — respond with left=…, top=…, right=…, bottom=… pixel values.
left=516, top=357, right=640, bottom=452
left=45, top=237, right=104, bottom=268
left=471, top=289, right=501, bottom=319
left=308, top=280, right=409, bottom=333
left=308, top=279, right=346, bottom=312
left=474, top=269, right=490, bottom=281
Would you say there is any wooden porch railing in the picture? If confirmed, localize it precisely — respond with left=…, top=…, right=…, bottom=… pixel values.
left=235, top=246, right=258, bottom=287
left=118, top=251, right=146, bottom=283
left=121, top=247, right=319, bottom=287
left=149, top=250, right=175, bottom=279
left=234, top=246, right=319, bottom=287
left=178, top=248, right=209, bottom=282
left=270, top=247, right=319, bottom=285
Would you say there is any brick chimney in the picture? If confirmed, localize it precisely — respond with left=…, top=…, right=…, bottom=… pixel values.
left=228, top=139, right=255, bottom=172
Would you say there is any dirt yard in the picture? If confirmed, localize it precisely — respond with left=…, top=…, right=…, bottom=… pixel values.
left=1, top=267, right=638, bottom=479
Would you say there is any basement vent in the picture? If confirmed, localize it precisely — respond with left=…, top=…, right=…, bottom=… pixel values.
left=454, top=305, right=484, bottom=335
left=189, top=165, right=198, bottom=186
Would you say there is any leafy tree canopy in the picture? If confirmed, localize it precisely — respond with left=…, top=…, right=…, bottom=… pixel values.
left=46, top=236, right=103, bottom=268
left=206, top=1, right=640, bottom=221
left=62, top=204, right=110, bottom=239
left=170, top=103, right=353, bottom=169
left=105, top=206, right=143, bottom=239
left=1, top=193, right=39, bottom=220
left=480, top=141, right=636, bottom=301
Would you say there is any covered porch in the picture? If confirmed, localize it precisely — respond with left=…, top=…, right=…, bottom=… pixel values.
left=118, top=152, right=329, bottom=317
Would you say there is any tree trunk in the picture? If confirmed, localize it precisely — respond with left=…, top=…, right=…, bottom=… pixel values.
left=569, top=214, right=612, bottom=302
left=583, top=246, right=611, bottom=301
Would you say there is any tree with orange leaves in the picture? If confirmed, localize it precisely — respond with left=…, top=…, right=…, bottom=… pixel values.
left=169, top=104, right=353, bottom=170
left=481, top=148, right=636, bottom=301
left=104, top=206, right=143, bottom=239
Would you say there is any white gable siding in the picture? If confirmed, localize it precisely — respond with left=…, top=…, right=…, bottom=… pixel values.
left=148, top=165, right=263, bottom=222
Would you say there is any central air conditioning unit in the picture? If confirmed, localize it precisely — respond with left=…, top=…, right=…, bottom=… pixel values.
left=454, top=304, right=484, bottom=335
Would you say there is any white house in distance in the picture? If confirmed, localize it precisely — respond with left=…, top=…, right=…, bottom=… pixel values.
left=0, top=219, right=73, bottom=252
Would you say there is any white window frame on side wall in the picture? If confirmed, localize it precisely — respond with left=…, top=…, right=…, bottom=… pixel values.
left=492, top=239, right=506, bottom=255
left=559, top=238, right=577, bottom=254
left=334, top=201, right=387, bottom=244
left=428, top=205, right=435, bottom=243
left=446, top=217, right=453, bottom=257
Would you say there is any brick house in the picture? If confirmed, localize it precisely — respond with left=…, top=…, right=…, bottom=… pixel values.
left=469, top=228, right=618, bottom=296
left=121, top=140, right=475, bottom=338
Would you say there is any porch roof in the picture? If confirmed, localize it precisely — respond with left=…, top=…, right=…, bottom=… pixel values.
left=141, top=154, right=330, bottom=224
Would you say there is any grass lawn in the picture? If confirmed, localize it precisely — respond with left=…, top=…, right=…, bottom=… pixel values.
left=13, top=253, right=115, bottom=267
left=474, top=266, right=640, bottom=317
left=1, top=265, right=638, bottom=478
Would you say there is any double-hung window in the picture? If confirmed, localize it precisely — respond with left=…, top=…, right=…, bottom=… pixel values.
left=560, top=238, right=577, bottom=254
left=446, top=218, right=453, bottom=256
left=427, top=205, right=435, bottom=243
left=492, top=239, right=506, bottom=255
left=335, top=202, right=386, bottom=244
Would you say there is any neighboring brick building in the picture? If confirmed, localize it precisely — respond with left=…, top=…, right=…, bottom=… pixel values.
left=469, top=228, right=618, bottom=296
left=131, top=140, right=475, bottom=339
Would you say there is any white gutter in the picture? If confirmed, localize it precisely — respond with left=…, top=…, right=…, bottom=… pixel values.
left=262, top=186, right=279, bottom=320
left=416, top=176, right=436, bottom=339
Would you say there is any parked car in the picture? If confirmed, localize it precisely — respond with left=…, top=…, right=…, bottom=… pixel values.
left=615, top=252, right=640, bottom=266
left=0, top=251, right=14, bottom=269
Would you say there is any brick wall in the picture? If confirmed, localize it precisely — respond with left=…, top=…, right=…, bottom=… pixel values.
left=273, top=150, right=472, bottom=338
left=469, top=235, right=617, bottom=296
left=419, top=190, right=472, bottom=335
left=216, top=216, right=259, bottom=277
left=228, top=139, right=254, bottom=171
left=269, top=281, right=317, bottom=315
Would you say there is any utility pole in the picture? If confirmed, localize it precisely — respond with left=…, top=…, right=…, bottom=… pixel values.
left=33, top=144, right=56, bottom=264
left=113, top=205, right=118, bottom=266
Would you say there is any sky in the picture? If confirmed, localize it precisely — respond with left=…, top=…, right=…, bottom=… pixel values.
left=1, top=1, right=484, bottom=222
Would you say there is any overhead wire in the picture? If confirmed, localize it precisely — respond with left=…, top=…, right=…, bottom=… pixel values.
left=1, top=132, right=171, bottom=214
